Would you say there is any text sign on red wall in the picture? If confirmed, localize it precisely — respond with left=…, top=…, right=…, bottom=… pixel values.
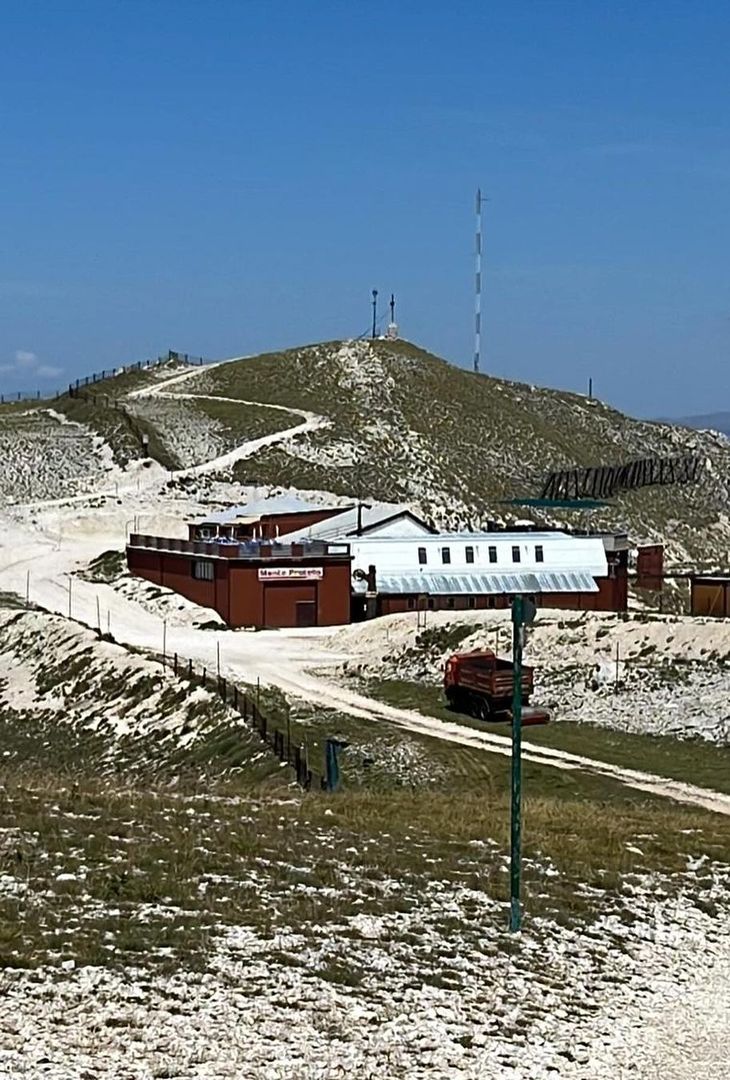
left=258, top=567, right=324, bottom=581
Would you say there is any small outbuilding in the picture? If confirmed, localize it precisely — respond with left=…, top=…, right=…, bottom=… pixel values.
left=690, top=575, right=730, bottom=618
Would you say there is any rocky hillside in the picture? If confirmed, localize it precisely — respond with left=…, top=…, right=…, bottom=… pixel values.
left=179, top=338, right=730, bottom=566
left=3, top=339, right=730, bottom=565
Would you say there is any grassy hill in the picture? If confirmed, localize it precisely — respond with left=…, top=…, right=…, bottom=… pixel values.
left=4, top=338, right=730, bottom=564
left=178, top=338, right=730, bottom=566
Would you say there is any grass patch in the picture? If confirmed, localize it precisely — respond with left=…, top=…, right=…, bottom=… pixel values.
left=364, top=677, right=730, bottom=795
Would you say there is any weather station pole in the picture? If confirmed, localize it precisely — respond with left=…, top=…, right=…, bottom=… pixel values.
left=510, top=594, right=524, bottom=932
left=371, top=289, right=378, bottom=339
left=509, top=593, right=536, bottom=932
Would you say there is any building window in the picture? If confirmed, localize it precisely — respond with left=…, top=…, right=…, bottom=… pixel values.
left=512, top=546, right=521, bottom=563
left=428, top=597, right=435, bottom=609
left=467, top=596, right=476, bottom=609
left=192, top=560, right=214, bottom=581
left=535, top=544, right=544, bottom=563
left=446, top=597, right=455, bottom=608
left=488, top=546, right=498, bottom=563
left=407, top=597, right=415, bottom=609
left=418, top=547, right=427, bottom=565
left=442, top=547, right=451, bottom=564
left=465, top=546, right=474, bottom=564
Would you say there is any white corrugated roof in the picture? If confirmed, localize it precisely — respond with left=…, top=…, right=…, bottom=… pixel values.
left=199, top=494, right=335, bottom=525
left=353, top=571, right=599, bottom=595
left=278, top=503, right=414, bottom=542
left=353, top=530, right=571, bottom=543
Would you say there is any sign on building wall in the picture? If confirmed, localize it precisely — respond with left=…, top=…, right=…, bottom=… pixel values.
left=258, top=567, right=324, bottom=581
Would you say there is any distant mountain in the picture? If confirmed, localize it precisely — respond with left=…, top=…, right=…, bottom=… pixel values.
left=665, top=413, right=730, bottom=439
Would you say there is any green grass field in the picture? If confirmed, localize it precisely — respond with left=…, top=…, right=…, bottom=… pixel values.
left=362, top=677, right=730, bottom=795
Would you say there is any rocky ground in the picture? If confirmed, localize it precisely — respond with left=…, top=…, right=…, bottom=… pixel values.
left=1, top=873, right=728, bottom=1079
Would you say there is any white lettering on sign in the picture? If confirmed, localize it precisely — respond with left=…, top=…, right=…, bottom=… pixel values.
left=258, top=567, right=324, bottom=581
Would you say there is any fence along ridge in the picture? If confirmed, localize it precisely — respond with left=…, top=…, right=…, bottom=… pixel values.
left=0, top=350, right=209, bottom=405
left=165, top=650, right=328, bottom=792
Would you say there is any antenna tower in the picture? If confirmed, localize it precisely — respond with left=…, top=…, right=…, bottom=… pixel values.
left=371, top=288, right=378, bottom=339
left=474, top=187, right=482, bottom=373
left=386, top=293, right=399, bottom=339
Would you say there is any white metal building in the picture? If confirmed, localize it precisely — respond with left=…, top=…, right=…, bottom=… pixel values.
left=347, top=531, right=609, bottom=613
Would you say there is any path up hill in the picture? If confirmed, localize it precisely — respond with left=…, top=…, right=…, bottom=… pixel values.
left=3, top=338, right=729, bottom=566
left=176, top=338, right=730, bottom=567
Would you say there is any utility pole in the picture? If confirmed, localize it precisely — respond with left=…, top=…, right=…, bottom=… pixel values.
left=371, top=288, right=378, bottom=339
left=509, top=594, right=536, bottom=932
left=474, top=187, right=482, bottom=374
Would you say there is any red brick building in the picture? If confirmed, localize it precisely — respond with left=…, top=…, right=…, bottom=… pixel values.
left=126, top=534, right=352, bottom=628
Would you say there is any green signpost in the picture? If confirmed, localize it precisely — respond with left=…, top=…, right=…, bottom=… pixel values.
left=510, top=594, right=536, bottom=933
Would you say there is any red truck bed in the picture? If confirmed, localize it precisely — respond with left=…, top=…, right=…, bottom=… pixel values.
left=443, top=648, right=549, bottom=724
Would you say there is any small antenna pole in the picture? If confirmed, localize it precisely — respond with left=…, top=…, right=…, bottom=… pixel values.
left=474, top=187, right=482, bottom=373
left=390, top=293, right=395, bottom=323
left=371, top=289, right=378, bottom=339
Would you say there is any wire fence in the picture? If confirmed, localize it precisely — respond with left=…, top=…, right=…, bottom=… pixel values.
left=164, top=650, right=328, bottom=792
left=0, top=350, right=210, bottom=406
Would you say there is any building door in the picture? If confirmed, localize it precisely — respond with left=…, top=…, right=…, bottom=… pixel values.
left=296, top=601, right=317, bottom=627
left=263, top=583, right=317, bottom=627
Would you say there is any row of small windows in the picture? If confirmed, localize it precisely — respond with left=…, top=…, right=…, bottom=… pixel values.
left=417, top=544, right=544, bottom=566
left=192, top=559, right=214, bottom=580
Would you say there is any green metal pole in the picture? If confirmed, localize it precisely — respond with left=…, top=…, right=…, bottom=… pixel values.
left=510, top=594, right=524, bottom=932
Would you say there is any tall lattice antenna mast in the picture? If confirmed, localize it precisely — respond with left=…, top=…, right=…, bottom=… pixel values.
left=474, top=187, right=482, bottom=374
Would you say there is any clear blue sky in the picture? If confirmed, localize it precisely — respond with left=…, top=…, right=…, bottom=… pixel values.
left=2, top=0, right=729, bottom=417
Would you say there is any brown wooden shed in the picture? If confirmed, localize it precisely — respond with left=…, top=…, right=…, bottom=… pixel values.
left=690, top=575, right=730, bottom=618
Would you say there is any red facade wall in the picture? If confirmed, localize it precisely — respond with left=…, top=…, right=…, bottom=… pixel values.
left=127, top=547, right=351, bottom=628
left=375, top=571, right=628, bottom=617
left=636, top=545, right=664, bottom=591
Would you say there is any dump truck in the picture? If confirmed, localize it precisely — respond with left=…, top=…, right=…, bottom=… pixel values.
left=443, top=649, right=549, bottom=725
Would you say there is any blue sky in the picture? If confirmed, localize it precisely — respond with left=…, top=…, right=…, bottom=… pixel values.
left=1, top=1, right=729, bottom=416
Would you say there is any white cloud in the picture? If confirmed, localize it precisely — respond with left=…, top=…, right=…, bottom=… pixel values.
left=15, top=350, right=38, bottom=368
left=0, top=349, right=63, bottom=380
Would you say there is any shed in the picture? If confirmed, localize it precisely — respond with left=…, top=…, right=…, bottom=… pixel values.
left=690, top=575, right=730, bottom=618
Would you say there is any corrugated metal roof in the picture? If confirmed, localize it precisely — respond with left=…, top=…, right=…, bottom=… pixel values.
left=200, top=495, right=335, bottom=525
left=278, top=503, right=415, bottom=542
left=354, top=570, right=599, bottom=596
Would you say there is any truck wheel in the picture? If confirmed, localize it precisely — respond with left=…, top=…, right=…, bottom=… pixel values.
left=479, top=700, right=492, bottom=722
